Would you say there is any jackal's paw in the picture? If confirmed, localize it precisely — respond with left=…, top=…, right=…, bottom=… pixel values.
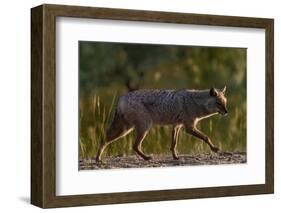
left=172, top=155, right=180, bottom=160
left=96, top=158, right=103, bottom=163
left=211, top=146, right=219, bottom=153
left=143, top=156, right=152, bottom=161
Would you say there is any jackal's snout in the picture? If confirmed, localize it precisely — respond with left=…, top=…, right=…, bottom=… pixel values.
left=221, top=108, right=228, bottom=115
left=217, top=106, right=228, bottom=115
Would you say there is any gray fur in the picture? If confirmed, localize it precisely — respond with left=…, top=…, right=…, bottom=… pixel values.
left=96, top=87, right=228, bottom=162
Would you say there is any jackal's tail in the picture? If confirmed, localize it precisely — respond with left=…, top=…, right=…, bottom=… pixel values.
left=107, top=110, right=124, bottom=132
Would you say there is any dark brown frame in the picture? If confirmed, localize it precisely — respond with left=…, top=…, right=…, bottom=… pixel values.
left=31, top=4, right=274, bottom=208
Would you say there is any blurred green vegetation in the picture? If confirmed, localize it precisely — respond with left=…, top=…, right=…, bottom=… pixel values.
left=79, top=41, right=246, bottom=159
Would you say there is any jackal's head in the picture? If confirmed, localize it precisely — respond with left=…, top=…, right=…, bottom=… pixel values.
left=209, top=86, right=228, bottom=115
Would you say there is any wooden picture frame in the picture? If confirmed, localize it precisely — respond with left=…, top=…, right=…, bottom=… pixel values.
left=31, top=4, right=274, bottom=208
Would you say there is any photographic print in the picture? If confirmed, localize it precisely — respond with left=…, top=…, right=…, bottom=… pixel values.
left=78, top=42, right=247, bottom=170
left=31, top=4, right=273, bottom=208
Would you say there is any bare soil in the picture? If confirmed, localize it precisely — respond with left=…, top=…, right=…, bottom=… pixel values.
left=79, top=151, right=246, bottom=170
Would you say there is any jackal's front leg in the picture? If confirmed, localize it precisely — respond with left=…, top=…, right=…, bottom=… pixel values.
left=170, top=125, right=182, bottom=160
left=186, top=126, right=219, bottom=153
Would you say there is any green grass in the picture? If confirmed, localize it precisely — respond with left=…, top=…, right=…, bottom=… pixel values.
left=79, top=93, right=246, bottom=159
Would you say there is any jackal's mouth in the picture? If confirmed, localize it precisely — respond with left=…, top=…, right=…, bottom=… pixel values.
left=219, top=109, right=228, bottom=115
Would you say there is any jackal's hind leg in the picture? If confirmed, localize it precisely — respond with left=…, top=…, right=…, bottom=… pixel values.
left=170, top=125, right=182, bottom=160
left=96, top=122, right=133, bottom=163
left=96, top=143, right=107, bottom=163
left=185, top=126, right=219, bottom=153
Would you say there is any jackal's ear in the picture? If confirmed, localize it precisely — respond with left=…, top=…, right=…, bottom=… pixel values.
left=222, top=86, right=226, bottom=94
left=210, top=88, right=218, bottom=97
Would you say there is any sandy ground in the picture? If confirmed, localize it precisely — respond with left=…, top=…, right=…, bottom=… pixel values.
left=79, top=151, right=246, bottom=170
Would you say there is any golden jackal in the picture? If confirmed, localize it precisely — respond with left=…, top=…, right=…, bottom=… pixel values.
left=96, top=87, right=228, bottom=162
